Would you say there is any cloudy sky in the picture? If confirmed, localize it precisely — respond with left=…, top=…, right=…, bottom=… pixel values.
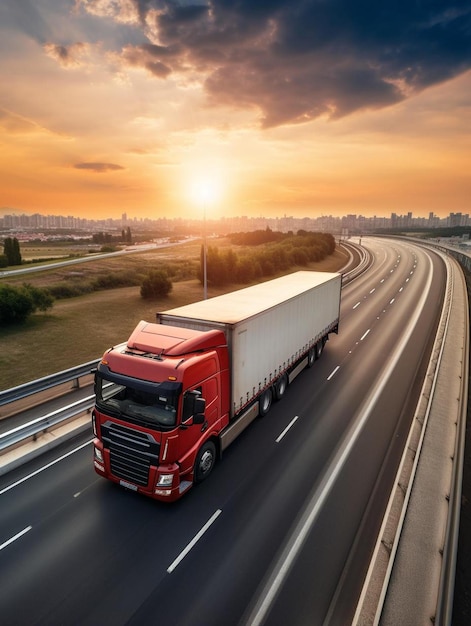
left=0, top=0, right=470, bottom=221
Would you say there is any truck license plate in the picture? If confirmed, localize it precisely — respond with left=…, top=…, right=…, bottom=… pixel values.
left=120, top=479, right=138, bottom=491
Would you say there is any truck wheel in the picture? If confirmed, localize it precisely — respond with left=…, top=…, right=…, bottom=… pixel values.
left=315, top=338, right=325, bottom=359
left=194, top=441, right=216, bottom=483
left=274, top=374, right=288, bottom=400
left=259, top=388, right=273, bottom=416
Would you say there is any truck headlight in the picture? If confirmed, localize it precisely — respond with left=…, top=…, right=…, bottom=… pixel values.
left=94, top=447, right=104, bottom=463
left=157, top=474, right=173, bottom=487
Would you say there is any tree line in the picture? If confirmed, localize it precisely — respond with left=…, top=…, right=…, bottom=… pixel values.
left=198, top=230, right=336, bottom=287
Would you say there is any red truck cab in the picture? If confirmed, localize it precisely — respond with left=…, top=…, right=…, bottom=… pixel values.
left=93, top=321, right=230, bottom=502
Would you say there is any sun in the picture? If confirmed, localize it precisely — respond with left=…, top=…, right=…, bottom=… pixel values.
left=190, top=177, right=223, bottom=208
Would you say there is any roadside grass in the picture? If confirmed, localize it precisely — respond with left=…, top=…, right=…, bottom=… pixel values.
left=1, top=240, right=203, bottom=292
left=0, top=246, right=347, bottom=390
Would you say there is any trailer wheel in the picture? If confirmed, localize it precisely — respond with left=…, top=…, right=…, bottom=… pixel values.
left=274, top=374, right=288, bottom=401
left=307, top=348, right=316, bottom=368
left=259, top=388, right=273, bottom=416
left=315, top=338, right=325, bottom=359
left=194, top=441, right=216, bottom=483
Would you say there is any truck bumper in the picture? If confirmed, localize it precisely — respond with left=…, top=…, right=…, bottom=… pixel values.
left=93, top=439, right=190, bottom=502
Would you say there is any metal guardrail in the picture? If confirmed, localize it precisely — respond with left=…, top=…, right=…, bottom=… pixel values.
left=341, top=241, right=371, bottom=285
left=0, top=359, right=99, bottom=407
left=353, top=236, right=469, bottom=626
left=1, top=395, right=95, bottom=453
left=436, top=262, right=469, bottom=625
left=415, top=241, right=470, bottom=626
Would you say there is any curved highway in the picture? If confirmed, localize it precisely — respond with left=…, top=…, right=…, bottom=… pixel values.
left=0, top=238, right=448, bottom=625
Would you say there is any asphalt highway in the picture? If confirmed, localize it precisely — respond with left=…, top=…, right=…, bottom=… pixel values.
left=0, top=238, right=447, bottom=626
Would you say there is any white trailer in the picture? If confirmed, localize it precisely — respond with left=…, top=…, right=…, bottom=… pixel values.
left=157, top=271, right=341, bottom=434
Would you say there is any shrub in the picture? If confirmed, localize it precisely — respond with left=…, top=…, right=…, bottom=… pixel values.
left=48, top=283, right=93, bottom=299
left=92, top=271, right=139, bottom=290
left=0, top=285, right=34, bottom=324
left=0, top=283, right=52, bottom=324
left=22, top=283, right=54, bottom=312
left=141, top=270, right=173, bottom=299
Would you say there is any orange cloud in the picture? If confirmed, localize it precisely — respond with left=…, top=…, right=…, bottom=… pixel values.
left=74, top=162, right=125, bottom=173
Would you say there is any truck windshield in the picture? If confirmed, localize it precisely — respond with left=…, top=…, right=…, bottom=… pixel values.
left=95, top=369, right=181, bottom=429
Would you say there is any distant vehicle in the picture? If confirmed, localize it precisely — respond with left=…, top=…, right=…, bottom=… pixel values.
left=92, top=271, right=342, bottom=501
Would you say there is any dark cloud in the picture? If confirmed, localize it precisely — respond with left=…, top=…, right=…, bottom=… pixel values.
left=43, top=42, right=88, bottom=68
left=121, top=44, right=173, bottom=77
left=74, top=162, right=124, bottom=173
left=84, top=1, right=471, bottom=126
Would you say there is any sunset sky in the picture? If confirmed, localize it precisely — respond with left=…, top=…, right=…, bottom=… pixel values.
left=0, top=0, right=470, bottom=221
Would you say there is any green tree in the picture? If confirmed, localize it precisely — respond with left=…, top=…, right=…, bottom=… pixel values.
left=120, top=228, right=132, bottom=243
left=269, top=247, right=290, bottom=271
left=256, top=251, right=276, bottom=276
left=0, top=285, right=35, bottom=324
left=198, top=246, right=240, bottom=287
left=207, top=246, right=228, bottom=286
left=291, top=247, right=310, bottom=265
left=223, top=249, right=238, bottom=276
left=12, top=237, right=21, bottom=265
left=140, top=270, right=173, bottom=299
left=3, top=237, right=22, bottom=266
left=235, top=257, right=260, bottom=283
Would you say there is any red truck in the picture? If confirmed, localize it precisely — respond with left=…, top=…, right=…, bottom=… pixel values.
left=93, top=271, right=341, bottom=501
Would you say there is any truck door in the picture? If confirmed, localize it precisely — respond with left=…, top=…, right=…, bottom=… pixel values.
left=177, top=377, right=219, bottom=475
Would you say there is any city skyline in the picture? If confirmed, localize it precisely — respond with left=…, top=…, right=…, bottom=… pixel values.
left=1, top=208, right=469, bottom=236
left=0, top=1, right=470, bottom=220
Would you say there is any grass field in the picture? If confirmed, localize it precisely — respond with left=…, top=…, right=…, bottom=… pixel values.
left=0, top=244, right=348, bottom=391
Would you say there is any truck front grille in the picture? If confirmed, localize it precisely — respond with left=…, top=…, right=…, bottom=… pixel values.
left=101, top=421, right=160, bottom=487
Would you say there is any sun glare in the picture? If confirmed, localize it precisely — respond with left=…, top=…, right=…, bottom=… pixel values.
left=190, top=177, right=222, bottom=207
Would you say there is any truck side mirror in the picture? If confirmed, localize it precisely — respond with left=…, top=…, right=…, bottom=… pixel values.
left=192, top=397, right=206, bottom=424
left=182, top=391, right=206, bottom=424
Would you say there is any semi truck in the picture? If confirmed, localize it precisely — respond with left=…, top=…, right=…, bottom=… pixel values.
left=92, top=270, right=341, bottom=502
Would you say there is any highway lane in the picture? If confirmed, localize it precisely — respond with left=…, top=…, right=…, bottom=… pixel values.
left=0, top=238, right=447, bottom=625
